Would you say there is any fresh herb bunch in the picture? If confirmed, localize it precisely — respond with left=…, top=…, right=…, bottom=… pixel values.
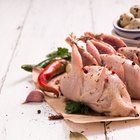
left=65, top=100, right=94, bottom=115
left=21, top=47, right=71, bottom=72
left=46, top=47, right=71, bottom=61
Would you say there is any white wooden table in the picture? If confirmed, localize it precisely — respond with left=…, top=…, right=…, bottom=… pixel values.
left=0, top=0, right=140, bottom=139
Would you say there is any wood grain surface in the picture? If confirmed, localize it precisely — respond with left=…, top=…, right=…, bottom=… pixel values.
left=0, top=0, right=140, bottom=140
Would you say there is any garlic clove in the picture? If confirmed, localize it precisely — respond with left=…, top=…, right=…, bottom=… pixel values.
left=23, top=89, right=44, bottom=103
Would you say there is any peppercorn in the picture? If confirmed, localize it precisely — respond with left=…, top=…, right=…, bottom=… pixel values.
left=37, top=110, right=41, bottom=114
left=132, top=62, right=135, bottom=65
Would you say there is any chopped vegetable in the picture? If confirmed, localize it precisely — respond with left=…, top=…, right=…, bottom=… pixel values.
left=21, top=47, right=71, bottom=72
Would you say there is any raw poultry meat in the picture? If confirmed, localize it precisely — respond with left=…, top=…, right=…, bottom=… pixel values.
left=101, top=54, right=140, bottom=99
left=118, top=47, right=140, bottom=66
left=80, top=32, right=140, bottom=100
left=82, top=32, right=127, bottom=50
left=60, top=43, right=138, bottom=117
left=32, top=32, right=140, bottom=117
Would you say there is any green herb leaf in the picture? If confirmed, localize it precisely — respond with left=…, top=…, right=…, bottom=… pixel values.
left=21, top=47, right=71, bottom=72
left=46, top=47, right=71, bottom=61
left=65, top=100, right=93, bottom=115
left=70, top=131, right=88, bottom=140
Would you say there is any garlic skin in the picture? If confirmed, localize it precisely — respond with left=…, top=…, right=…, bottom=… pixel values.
left=23, top=89, right=44, bottom=103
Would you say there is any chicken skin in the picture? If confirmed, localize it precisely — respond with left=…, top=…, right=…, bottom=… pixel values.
left=60, top=44, right=138, bottom=117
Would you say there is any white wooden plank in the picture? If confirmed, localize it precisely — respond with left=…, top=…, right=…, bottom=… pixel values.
left=105, top=119, right=140, bottom=140
left=0, top=0, right=105, bottom=140
left=1, top=0, right=140, bottom=140
left=15, top=0, right=97, bottom=64
left=0, top=0, right=32, bottom=88
left=4, top=104, right=70, bottom=140
left=0, top=0, right=31, bottom=139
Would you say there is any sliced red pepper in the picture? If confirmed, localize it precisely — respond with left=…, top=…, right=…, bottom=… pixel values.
left=37, top=59, right=68, bottom=97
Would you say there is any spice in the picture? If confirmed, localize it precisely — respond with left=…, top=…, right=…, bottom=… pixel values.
left=48, top=114, right=64, bottom=120
left=105, top=78, right=109, bottom=83
left=70, top=131, right=88, bottom=140
left=132, top=61, right=135, bottom=65
left=37, top=110, right=41, bottom=114
left=82, top=67, right=88, bottom=74
left=111, top=71, right=116, bottom=75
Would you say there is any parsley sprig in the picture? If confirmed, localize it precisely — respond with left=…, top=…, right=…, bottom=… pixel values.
left=65, top=100, right=96, bottom=115
left=21, top=47, right=71, bottom=72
